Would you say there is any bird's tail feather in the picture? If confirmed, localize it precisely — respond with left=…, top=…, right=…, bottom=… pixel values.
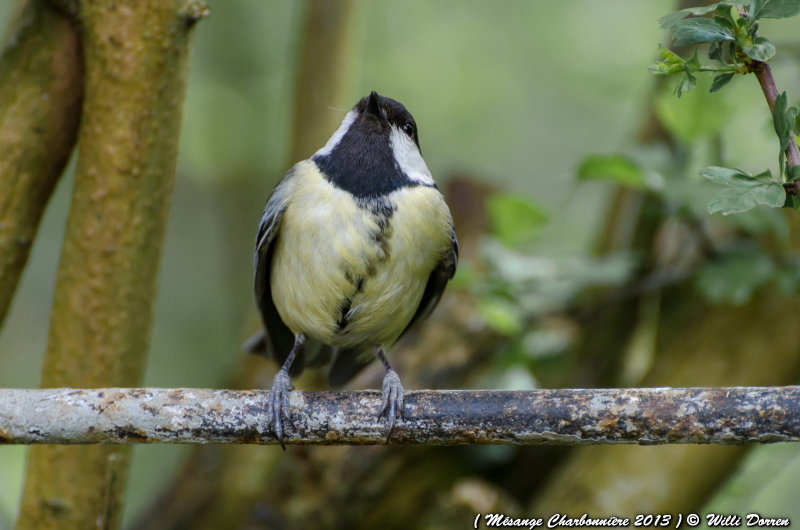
left=242, top=328, right=267, bottom=354
left=242, top=328, right=332, bottom=376
left=328, top=346, right=374, bottom=388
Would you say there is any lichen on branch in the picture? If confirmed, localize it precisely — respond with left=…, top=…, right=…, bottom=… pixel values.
left=1, top=386, right=798, bottom=446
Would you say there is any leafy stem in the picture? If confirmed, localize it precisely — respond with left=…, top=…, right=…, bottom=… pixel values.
left=752, top=61, right=800, bottom=191
left=650, top=0, right=800, bottom=215
left=697, top=65, right=740, bottom=72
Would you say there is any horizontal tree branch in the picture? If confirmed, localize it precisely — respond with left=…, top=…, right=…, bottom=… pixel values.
left=0, top=386, right=798, bottom=446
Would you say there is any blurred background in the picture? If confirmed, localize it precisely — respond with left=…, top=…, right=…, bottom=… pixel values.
left=2, top=0, right=800, bottom=528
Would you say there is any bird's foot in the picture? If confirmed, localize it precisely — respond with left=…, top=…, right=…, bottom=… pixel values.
left=267, top=369, right=295, bottom=450
left=377, top=369, right=405, bottom=442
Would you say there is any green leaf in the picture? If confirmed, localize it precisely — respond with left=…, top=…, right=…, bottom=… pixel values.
left=648, top=44, right=687, bottom=75
left=710, top=73, right=735, bottom=92
left=487, top=193, right=549, bottom=248
left=577, top=154, right=646, bottom=188
left=686, top=49, right=702, bottom=71
left=708, top=41, right=725, bottom=62
left=708, top=188, right=756, bottom=214
left=773, top=92, right=790, bottom=148
left=672, top=18, right=736, bottom=46
left=749, top=0, right=800, bottom=20
left=695, top=251, right=775, bottom=305
left=788, top=166, right=800, bottom=182
left=702, top=166, right=786, bottom=214
left=742, top=37, right=776, bottom=61
left=775, top=256, right=800, bottom=294
left=701, top=166, right=762, bottom=186
left=658, top=3, right=747, bottom=29
left=477, top=298, right=522, bottom=336
left=674, top=72, right=697, bottom=98
left=713, top=14, right=736, bottom=30
left=772, top=93, right=798, bottom=175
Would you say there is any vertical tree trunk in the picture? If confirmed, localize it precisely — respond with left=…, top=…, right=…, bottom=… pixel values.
left=289, top=0, right=361, bottom=163
left=15, top=2, right=207, bottom=529
left=0, top=0, right=82, bottom=328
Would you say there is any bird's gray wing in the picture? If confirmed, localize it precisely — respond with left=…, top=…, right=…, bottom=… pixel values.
left=252, top=166, right=306, bottom=376
left=402, top=224, right=458, bottom=335
left=327, top=225, right=459, bottom=388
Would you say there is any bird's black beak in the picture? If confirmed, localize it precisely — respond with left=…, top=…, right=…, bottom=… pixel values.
left=365, top=90, right=383, bottom=120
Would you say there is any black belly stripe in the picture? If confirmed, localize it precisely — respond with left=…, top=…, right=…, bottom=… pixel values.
left=336, top=296, right=353, bottom=332
left=335, top=196, right=397, bottom=335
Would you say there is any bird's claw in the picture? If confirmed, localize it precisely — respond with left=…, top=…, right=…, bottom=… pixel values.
left=268, top=369, right=295, bottom=450
left=377, top=369, right=405, bottom=442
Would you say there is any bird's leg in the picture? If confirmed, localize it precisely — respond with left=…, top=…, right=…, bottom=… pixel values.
left=268, top=333, right=304, bottom=450
left=375, top=346, right=405, bottom=442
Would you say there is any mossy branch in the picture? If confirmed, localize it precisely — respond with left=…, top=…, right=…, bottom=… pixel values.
left=14, top=1, right=207, bottom=530
left=0, top=0, right=82, bottom=328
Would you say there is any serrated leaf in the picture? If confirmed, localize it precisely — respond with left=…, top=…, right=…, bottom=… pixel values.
left=672, top=18, right=736, bottom=46
left=674, top=72, right=697, bottom=98
left=773, top=92, right=796, bottom=154
left=710, top=73, right=735, bottom=92
left=658, top=2, right=747, bottom=29
left=577, top=154, right=646, bottom=188
left=752, top=181, right=788, bottom=205
left=708, top=188, right=759, bottom=214
left=742, top=37, right=776, bottom=61
left=701, top=166, right=758, bottom=186
left=695, top=252, right=775, bottom=305
left=709, top=41, right=726, bottom=62
left=707, top=182, right=786, bottom=214
left=713, top=14, right=736, bottom=29
left=686, top=49, right=702, bottom=71
left=749, top=0, right=800, bottom=20
left=648, top=44, right=687, bottom=75
left=728, top=42, right=741, bottom=63
left=487, top=193, right=549, bottom=248
left=703, top=166, right=786, bottom=214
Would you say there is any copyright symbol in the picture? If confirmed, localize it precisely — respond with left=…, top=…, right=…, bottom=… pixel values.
left=687, top=514, right=700, bottom=527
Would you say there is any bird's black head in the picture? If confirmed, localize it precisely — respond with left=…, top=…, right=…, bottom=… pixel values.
left=312, top=91, right=434, bottom=199
left=353, top=91, right=420, bottom=150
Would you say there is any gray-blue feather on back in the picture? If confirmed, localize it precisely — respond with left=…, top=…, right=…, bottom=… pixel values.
left=252, top=166, right=305, bottom=375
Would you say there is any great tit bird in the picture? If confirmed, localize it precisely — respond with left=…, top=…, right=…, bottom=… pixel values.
left=247, top=91, right=458, bottom=448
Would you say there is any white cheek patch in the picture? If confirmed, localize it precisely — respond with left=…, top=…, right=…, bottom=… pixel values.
left=314, top=110, right=356, bottom=157
left=389, top=126, right=435, bottom=186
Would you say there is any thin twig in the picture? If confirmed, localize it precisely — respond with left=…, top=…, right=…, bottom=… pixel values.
left=1, top=387, right=798, bottom=446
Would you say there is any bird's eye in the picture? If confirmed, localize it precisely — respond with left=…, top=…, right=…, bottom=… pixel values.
left=402, top=123, right=414, bottom=136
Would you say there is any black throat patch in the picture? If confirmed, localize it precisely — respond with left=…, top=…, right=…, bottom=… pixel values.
left=312, top=119, right=414, bottom=198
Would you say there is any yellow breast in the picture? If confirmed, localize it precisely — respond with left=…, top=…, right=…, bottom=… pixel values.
left=270, top=161, right=452, bottom=348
